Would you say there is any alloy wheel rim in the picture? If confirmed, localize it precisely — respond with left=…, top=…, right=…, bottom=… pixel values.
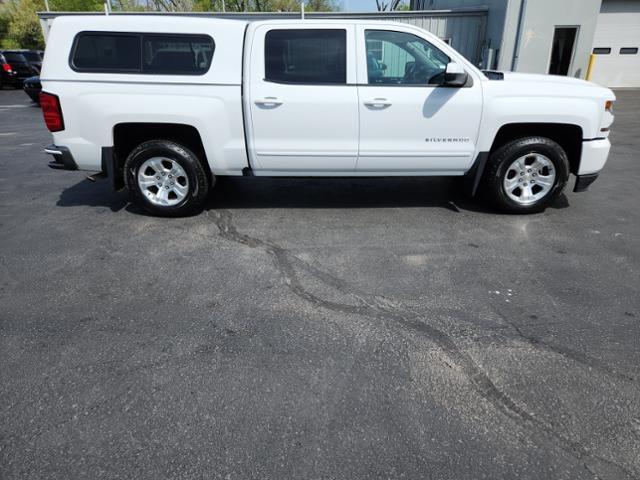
left=137, top=157, right=189, bottom=207
left=503, top=153, right=556, bottom=206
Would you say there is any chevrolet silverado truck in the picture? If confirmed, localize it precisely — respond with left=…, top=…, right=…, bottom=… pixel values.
left=39, top=15, right=615, bottom=216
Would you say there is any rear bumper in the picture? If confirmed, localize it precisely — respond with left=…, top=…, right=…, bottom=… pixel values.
left=1, top=73, right=21, bottom=85
left=24, top=88, right=40, bottom=103
left=579, top=138, right=611, bottom=175
left=45, top=145, right=78, bottom=171
left=24, top=81, right=41, bottom=103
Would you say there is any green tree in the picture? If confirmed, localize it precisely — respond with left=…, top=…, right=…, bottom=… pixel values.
left=2, top=0, right=46, bottom=49
left=304, top=0, right=334, bottom=12
left=0, top=0, right=102, bottom=49
left=375, top=0, right=404, bottom=10
left=175, top=0, right=335, bottom=12
left=0, top=0, right=337, bottom=50
left=0, top=6, right=11, bottom=47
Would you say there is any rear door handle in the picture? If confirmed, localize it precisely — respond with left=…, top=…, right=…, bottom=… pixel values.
left=254, top=96, right=283, bottom=107
left=363, top=98, right=392, bottom=108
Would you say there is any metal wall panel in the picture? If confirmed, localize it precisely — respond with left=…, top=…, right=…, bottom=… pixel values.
left=376, top=14, right=486, bottom=62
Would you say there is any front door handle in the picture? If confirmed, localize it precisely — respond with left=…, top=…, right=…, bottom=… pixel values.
left=363, top=98, right=392, bottom=108
left=255, top=96, right=283, bottom=107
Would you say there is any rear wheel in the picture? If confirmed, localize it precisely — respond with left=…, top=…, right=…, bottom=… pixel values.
left=124, top=140, right=211, bottom=217
left=482, top=136, right=569, bottom=213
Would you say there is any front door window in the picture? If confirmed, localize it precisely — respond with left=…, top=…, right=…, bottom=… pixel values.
left=365, top=30, right=449, bottom=86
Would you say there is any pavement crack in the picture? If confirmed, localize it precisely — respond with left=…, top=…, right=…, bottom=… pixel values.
left=494, top=308, right=636, bottom=383
left=207, top=209, right=636, bottom=480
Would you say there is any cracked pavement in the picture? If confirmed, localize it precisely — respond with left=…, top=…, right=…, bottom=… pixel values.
left=1, top=89, right=639, bottom=479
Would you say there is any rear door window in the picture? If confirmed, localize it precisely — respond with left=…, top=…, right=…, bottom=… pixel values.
left=264, top=29, right=347, bottom=84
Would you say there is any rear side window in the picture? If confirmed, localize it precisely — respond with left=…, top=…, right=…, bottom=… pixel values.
left=142, top=35, right=214, bottom=74
left=73, top=34, right=141, bottom=71
left=71, top=32, right=214, bottom=75
left=264, top=29, right=346, bottom=85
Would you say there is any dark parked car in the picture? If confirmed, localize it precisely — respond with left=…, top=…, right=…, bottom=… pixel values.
left=1, top=53, right=17, bottom=88
left=23, top=76, right=41, bottom=103
left=19, top=50, right=43, bottom=74
left=0, top=51, right=37, bottom=88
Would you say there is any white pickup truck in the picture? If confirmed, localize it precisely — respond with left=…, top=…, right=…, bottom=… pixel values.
left=40, top=15, right=615, bottom=216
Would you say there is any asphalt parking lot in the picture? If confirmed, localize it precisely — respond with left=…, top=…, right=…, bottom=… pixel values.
left=1, top=87, right=639, bottom=479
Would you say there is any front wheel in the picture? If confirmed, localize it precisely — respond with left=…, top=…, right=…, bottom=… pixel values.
left=481, top=136, right=570, bottom=214
left=124, top=140, right=211, bottom=217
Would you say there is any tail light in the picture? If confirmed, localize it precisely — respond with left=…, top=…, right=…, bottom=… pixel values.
left=2, top=63, right=12, bottom=73
left=39, top=92, right=65, bottom=132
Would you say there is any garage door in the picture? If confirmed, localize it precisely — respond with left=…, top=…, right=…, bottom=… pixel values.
left=591, top=0, right=640, bottom=87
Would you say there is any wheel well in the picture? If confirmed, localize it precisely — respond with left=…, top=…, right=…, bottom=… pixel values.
left=112, top=123, right=211, bottom=184
left=490, top=123, right=583, bottom=175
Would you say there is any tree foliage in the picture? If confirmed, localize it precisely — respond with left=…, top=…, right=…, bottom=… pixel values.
left=375, top=0, right=404, bottom=11
left=184, top=0, right=334, bottom=12
left=1, top=0, right=103, bottom=49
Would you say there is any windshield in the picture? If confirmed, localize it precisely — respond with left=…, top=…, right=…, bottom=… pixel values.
left=3, top=53, right=28, bottom=63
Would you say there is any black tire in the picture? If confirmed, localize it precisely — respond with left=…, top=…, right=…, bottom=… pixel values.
left=481, top=136, right=570, bottom=214
left=124, top=139, right=211, bottom=217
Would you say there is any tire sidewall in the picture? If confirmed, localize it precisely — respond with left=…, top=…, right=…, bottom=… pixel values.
left=125, top=141, right=208, bottom=217
left=491, top=138, right=569, bottom=213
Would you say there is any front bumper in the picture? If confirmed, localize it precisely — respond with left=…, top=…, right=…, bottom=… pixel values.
left=45, top=145, right=78, bottom=171
left=579, top=138, right=610, bottom=175
left=574, top=173, right=599, bottom=192
left=572, top=138, right=610, bottom=193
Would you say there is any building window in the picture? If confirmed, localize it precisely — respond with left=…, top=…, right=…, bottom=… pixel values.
left=592, top=48, right=611, bottom=55
left=620, top=47, right=638, bottom=55
left=264, top=29, right=347, bottom=85
left=71, top=32, right=214, bottom=75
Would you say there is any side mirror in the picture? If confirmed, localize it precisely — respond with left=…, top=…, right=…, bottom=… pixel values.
left=444, top=62, right=468, bottom=87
